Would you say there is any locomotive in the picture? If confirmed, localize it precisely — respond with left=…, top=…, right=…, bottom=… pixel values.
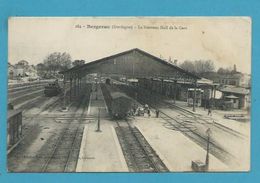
left=44, top=80, right=62, bottom=97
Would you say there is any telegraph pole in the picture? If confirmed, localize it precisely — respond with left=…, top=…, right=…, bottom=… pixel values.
left=193, top=80, right=197, bottom=112
left=205, top=128, right=212, bottom=170
left=63, top=77, right=66, bottom=110
left=95, top=77, right=98, bottom=100
left=96, top=108, right=102, bottom=132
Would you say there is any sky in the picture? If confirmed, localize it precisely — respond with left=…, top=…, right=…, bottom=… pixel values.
left=8, top=17, right=251, bottom=74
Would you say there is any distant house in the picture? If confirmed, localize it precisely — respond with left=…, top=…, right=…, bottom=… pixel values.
left=201, top=72, right=251, bottom=88
left=218, top=73, right=250, bottom=88
left=15, top=60, right=29, bottom=77
left=17, top=60, right=29, bottom=66
left=15, top=64, right=26, bottom=77
left=25, top=65, right=38, bottom=78
left=8, top=63, right=16, bottom=79
left=9, top=60, right=39, bottom=79
left=218, top=85, right=250, bottom=109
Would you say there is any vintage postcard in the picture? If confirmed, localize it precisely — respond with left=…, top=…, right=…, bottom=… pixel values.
left=7, top=17, right=251, bottom=172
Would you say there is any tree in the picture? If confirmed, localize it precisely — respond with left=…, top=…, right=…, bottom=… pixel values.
left=36, top=63, right=46, bottom=77
left=204, top=60, right=215, bottom=72
left=43, top=52, right=72, bottom=74
left=179, top=60, right=196, bottom=73
left=72, top=60, right=85, bottom=67
left=217, top=67, right=232, bottom=74
left=44, top=52, right=59, bottom=73
left=195, top=60, right=215, bottom=73
left=180, top=60, right=215, bottom=74
left=59, top=52, right=72, bottom=71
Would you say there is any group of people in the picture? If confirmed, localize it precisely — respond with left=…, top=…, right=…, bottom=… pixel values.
left=129, top=103, right=160, bottom=118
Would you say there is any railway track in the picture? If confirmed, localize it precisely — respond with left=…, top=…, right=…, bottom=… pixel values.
left=11, top=80, right=76, bottom=112
left=41, top=127, right=84, bottom=172
left=21, top=83, right=90, bottom=126
left=138, top=88, right=245, bottom=139
left=115, top=120, right=169, bottom=172
left=8, top=83, right=47, bottom=94
left=165, top=102, right=245, bottom=139
left=9, top=89, right=45, bottom=105
left=8, top=81, right=49, bottom=90
left=8, top=85, right=45, bottom=98
left=40, top=83, right=91, bottom=172
left=8, top=80, right=66, bottom=110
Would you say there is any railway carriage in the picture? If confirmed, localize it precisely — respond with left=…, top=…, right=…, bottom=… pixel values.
left=110, top=92, right=133, bottom=119
left=101, top=84, right=133, bottom=119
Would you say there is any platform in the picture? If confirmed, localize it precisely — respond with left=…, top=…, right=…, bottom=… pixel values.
left=76, top=84, right=128, bottom=172
left=133, top=116, right=229, bottom=171
left=87, top=84, right=108, bottom=117
left=76, top=121, right=128, bottom=172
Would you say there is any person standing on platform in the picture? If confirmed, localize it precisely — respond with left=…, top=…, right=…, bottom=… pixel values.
left=156, top=109, right=160, bottom=118
left=133, top=103, right=137, bottom=115
left=208, top=107, right=212, bottom=116
left=147, top=108, right=151, bottom=117
left=144, top=104, right=149, bottom=110
left=144, top=104, right=148, bottom=117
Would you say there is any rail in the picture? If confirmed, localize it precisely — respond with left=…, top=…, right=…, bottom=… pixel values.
left=116, top=120, right=169, bottom=172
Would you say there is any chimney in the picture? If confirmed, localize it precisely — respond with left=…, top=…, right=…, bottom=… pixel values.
left=174, top=59, right=178, bottom=65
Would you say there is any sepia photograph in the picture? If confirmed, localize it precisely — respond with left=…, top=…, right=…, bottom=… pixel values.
left=7, top=17, right=251, bottom=172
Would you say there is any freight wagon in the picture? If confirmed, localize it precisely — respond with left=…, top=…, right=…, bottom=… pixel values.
left=7, top=108, right=23, bottom=149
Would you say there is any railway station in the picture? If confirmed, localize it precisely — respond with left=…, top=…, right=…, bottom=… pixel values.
left=7, top=48, right=250, bottom=172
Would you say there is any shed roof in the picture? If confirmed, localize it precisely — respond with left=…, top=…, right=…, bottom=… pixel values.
left=218, top=85, right=249, bottom=95
left=61, top=48, right=200, bottom=80
left=110, top=92, right=132, bottom=100
left=225, top=95, right=239, bottom=99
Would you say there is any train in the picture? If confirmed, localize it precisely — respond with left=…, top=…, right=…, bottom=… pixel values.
left=101, top=83, right=133, bottom=119
left=44, top=81, right=62, bottom=97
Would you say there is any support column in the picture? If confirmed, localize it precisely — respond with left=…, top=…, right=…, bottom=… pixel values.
left=204, top=87, right=207, bottom=111
left=193, top=80, right=197, bottom=112
left=213, top=85, right=216, bottom=109
left=150, top=78, right=154, bottom=92
left=211, top=86, right=214, bottom=98
left=149, top=78, right=153, bottom=94
left=77, top=77, right=80, bottom=95
left=210, top=85, right=214, bottom=109
left=63, top=76, right=67, bottom=108
left=74, top=77, right=77, bottom=97
left=70, top=78, right=72, bottom=102
left=161, top=79, right=164, bottom=95
left=79, top=77, right=81, bottom=90
left=173, top=80, right=177, bottom=104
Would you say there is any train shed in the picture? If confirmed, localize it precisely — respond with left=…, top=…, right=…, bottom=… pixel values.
left=60, top=48, right=201, bottom=111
